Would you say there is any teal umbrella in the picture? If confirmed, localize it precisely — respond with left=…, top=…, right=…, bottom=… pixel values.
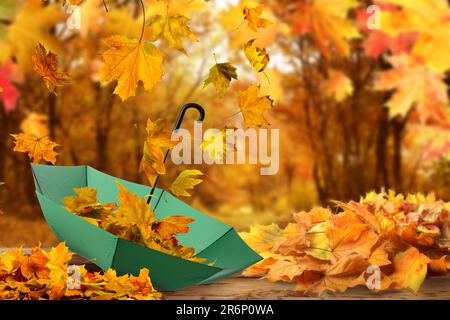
left=31, top=104, right=261, bottom=291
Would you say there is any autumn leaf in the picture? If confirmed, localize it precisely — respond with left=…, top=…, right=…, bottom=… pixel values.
left=375, top=54, right=448, bottom=120
left=291, top=0, right=360, bottom=57
left=139, top=118, right=177, bottom=186
left=301, top=254, right=368, bottom=295
left=169, top=169, right=204, bottom=197
left=62, top=187, right=102, bottom=215
left=19, top=246, right=49, bottom=279
left=44, top=243, right=73, bottom=271
left=243, top=5, right=272, bottom=32
left=32, top=44, right=70, bottom=95
left=106, top=182, right=156, bottom=245
left=0, top=0, right=66, bottom=71
left=325, top=69, right=353, bottom=102
left=10, top=133, right=58, bottom=164
left=203, top=62, right=237, bottom=97
left=239, top=224, right=285, bottom=253
left=391, top=247, right=430, bottom=294
left=244, top=39, right=269, bottom=73
left=238, top=85, right=273, bottom=127
left=147, top=14, right=197, bottom=54
left=99, top=35, right=163, bottom=101
left=153, top=215, right=194, bottom=240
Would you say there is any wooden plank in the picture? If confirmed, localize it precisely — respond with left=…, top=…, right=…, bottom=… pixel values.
left=1, top=250, right=448, bottom=299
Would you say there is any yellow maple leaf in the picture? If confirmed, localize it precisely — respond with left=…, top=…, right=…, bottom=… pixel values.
left=243, top=5, right=272, bottom=32
left=169, top=169, right=204, bottom=197
left=375, top=54, right=448, bottom=120
left=44, top=243, right=73, bottom=271
left=32, top=44, right=70, bottom=95
left=203, top=62, right=238, bottom=97
left=238, top=85, right=273, bottom=127
left=0, top=0, right=66, bottom=71
left=147, top=14, right=197, bottom=54
left=99, top=35, right=163, bottom=101
left=108, top=182, right=156, bottom=244
left=291, top=0, right=360, bottom=57
left=325, top=69, right=353, bottom=102
left=10, top=133, right=58, bottom=164
left=139, top=118, right=177, bottom=186
left=244, top=39, right=270, bottom=73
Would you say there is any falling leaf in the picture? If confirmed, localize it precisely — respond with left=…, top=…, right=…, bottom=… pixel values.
left=244, top=39, right=269, bottom=73
left=203, top=62, right=237, bottom=97
left=99, top=35, right=163, bottom=101
left=375, top=54, right=448, bottom=120
left=32, top=44, right=70, bottom=94
left=0, top=0, right=66, bottom=71
left=139, top=118, right=177, bottom=186
left=238, top=85, right=273, bottom=127
left=10, top=133, right=58, bottom=164
left=147, top=14, right=197, bottom=54
left=243, top=5, right=272, bottom=32
left=325, top=69, right=353, bottom=102
left=169, top=169, right=204, bottom=197
left=291, top=0, right=360, bottom=57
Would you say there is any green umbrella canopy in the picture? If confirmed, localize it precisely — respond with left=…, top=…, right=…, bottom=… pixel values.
left=31, top=164, right=261, bottom=291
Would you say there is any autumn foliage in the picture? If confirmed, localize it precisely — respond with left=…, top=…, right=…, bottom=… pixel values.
left=241, top=191, right=450, bottom=295
left=0, top=243, right=161, bottom=300
left=62, top=183, right=205, bottom=262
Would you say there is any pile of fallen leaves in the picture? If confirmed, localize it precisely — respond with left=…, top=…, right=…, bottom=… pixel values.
left=0, top=243, right=161, bottom=300
left=240, top=191, right=450, bottom=296
left=62, top=182, right=205, bottom=263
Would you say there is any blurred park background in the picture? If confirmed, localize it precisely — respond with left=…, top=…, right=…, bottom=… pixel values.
left=0, top=0, right=449, bottom=246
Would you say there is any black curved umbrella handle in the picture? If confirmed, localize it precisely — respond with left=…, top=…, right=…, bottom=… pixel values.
left=147, top=103, right=206, bottom=205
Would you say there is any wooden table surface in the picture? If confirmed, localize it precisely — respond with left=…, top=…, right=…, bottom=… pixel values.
left=66, top=254, right=449, bottom=300
left=1, top=250, right=448, bottom=300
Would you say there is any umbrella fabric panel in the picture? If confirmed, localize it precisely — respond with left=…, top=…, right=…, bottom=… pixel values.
left=86, top=166, right=164, bottom=203
left=112, top=238, right=222, bottom=291
left=32, top=164, right=87, bottom=204
left=36, top=192, right=118, bottom=270
left=195, top=229, right=262, bottom=270
left=153, top=191, right=231, bottom=254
